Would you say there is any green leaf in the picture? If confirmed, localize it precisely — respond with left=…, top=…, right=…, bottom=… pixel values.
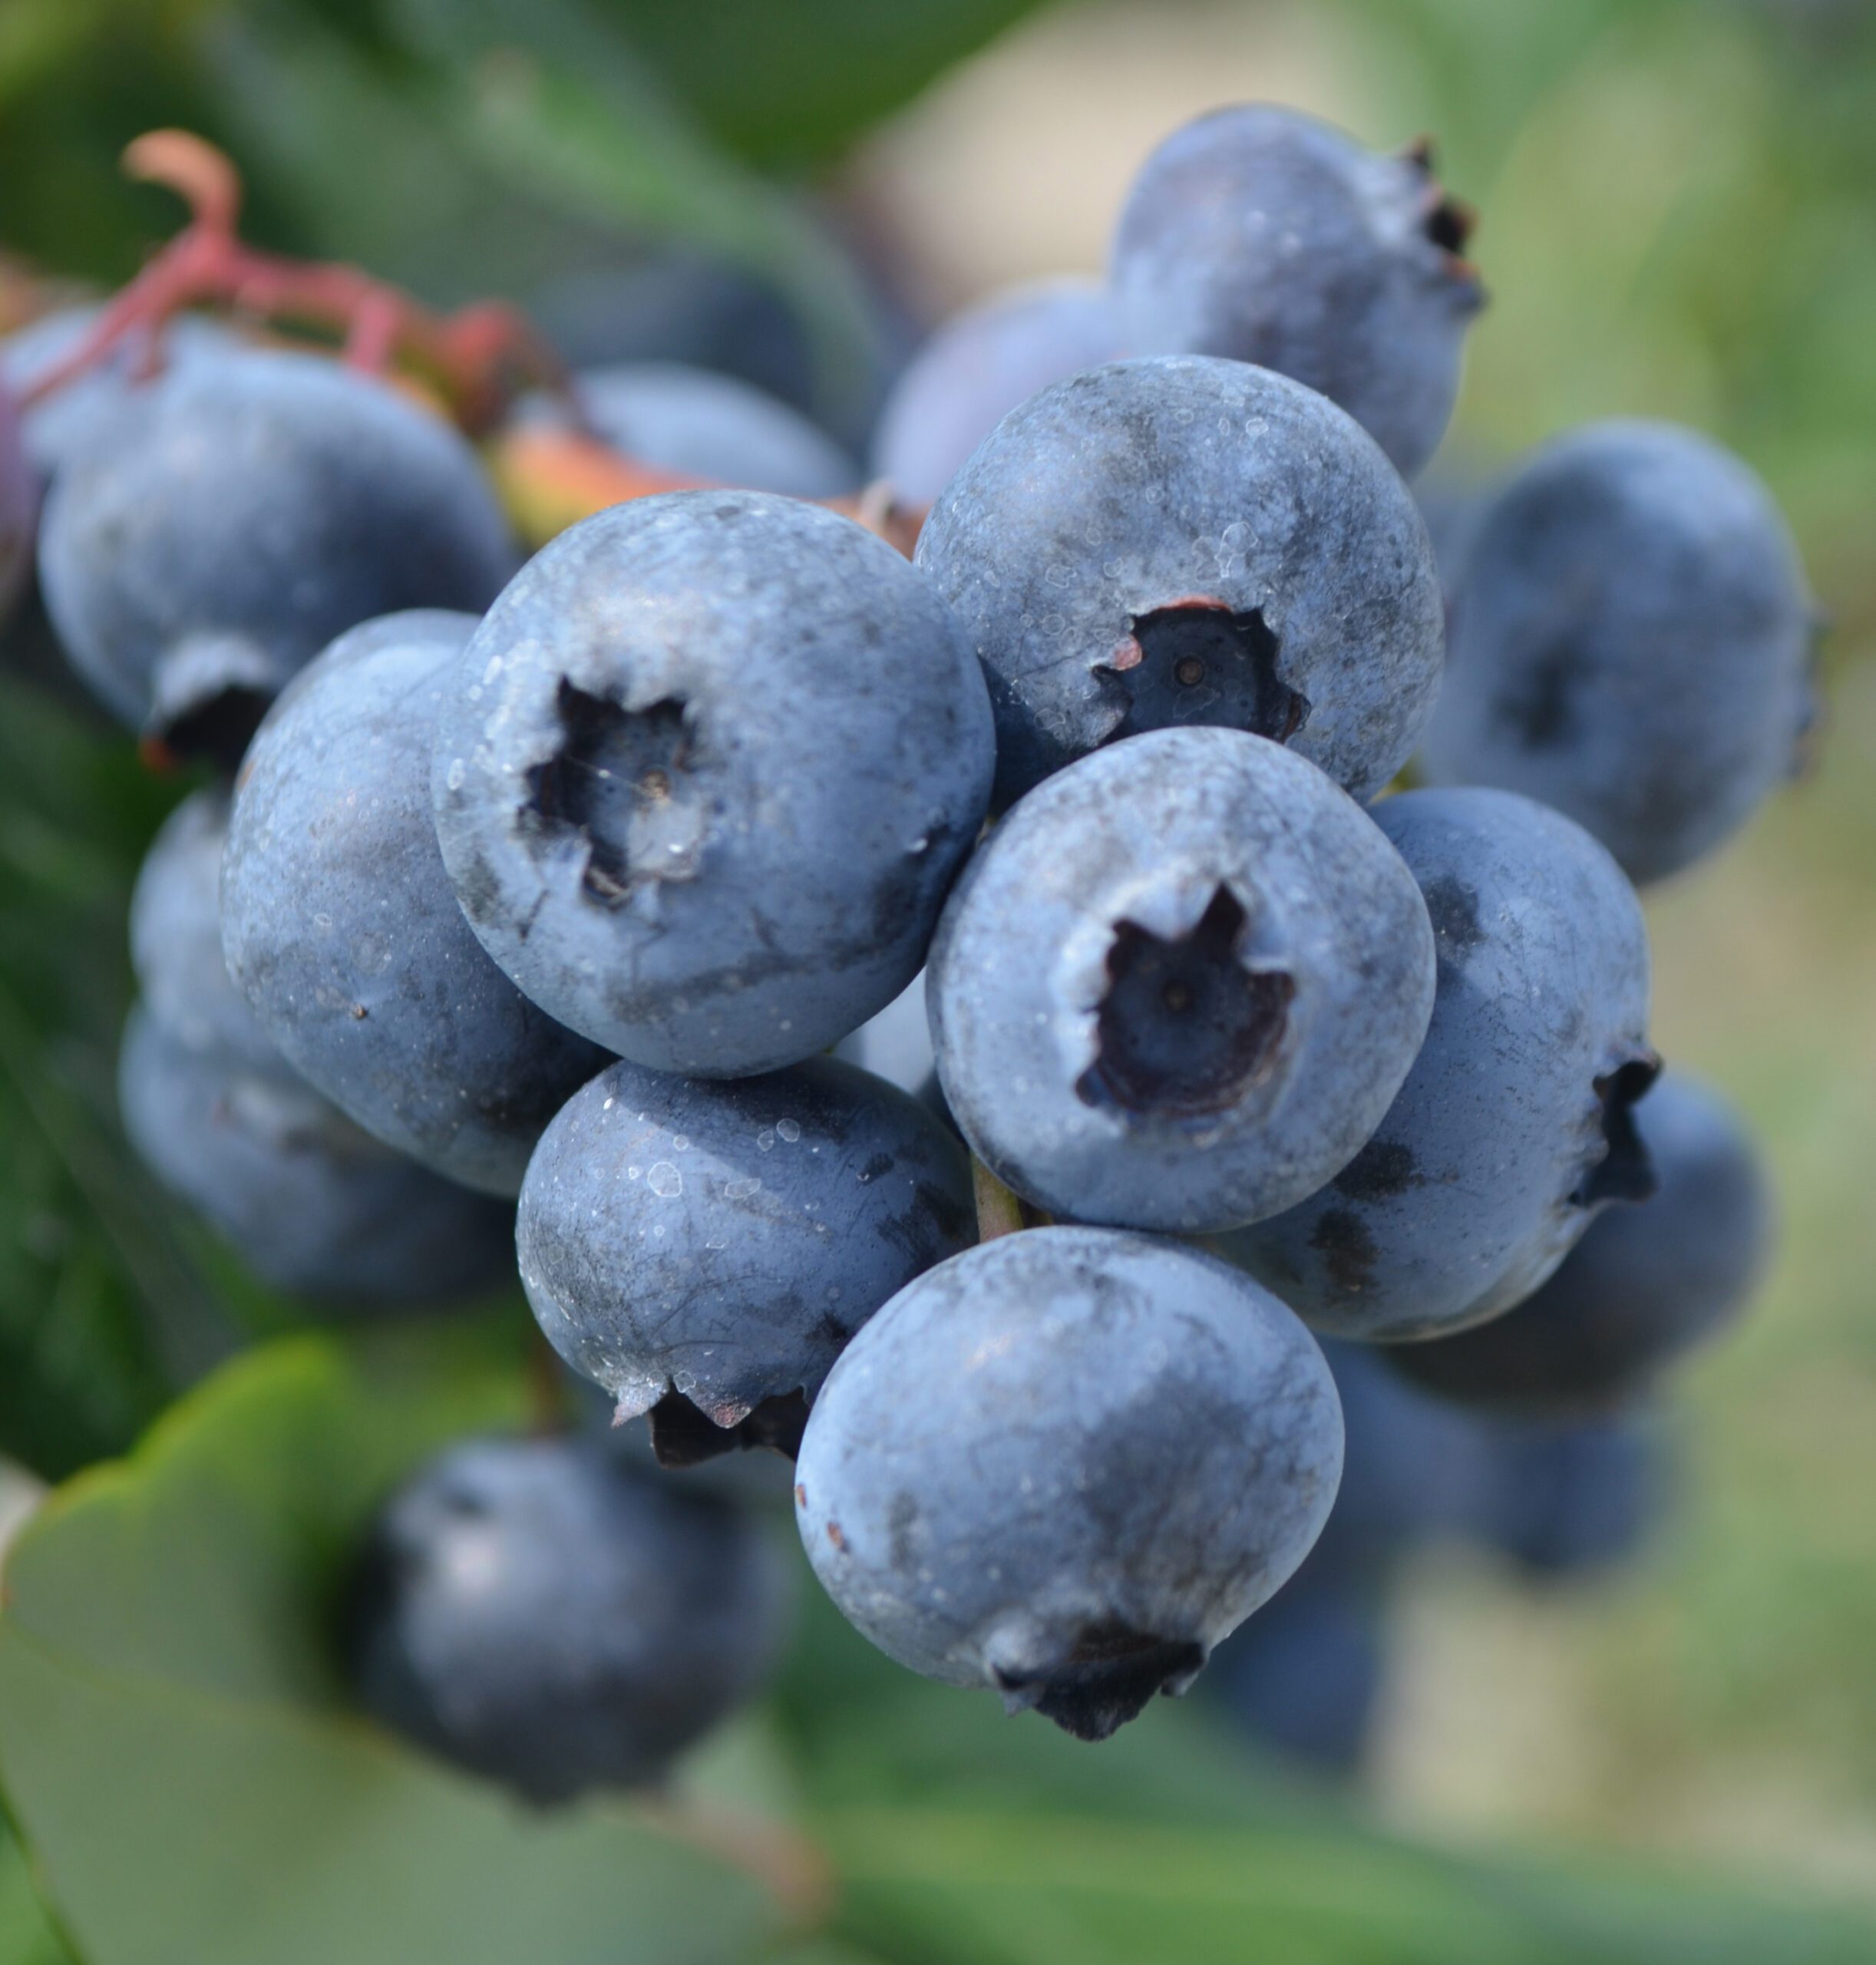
left=0, top=1323, right=789, bottom=1965
left=0, top=1817, right=77, bottom=1965
left=0, top=670, right=239, bottom=1480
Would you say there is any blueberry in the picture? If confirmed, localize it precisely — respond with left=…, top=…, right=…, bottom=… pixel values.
left=1478, top=1412, right=1666, bottom=1580
left=568, top=362, right=858, bottom=496
left=222, top=610, right=609, bottom=1197
left=517, top=1052, right=974, bottom=1465
left=916, top=356, right=1445, bottom=809
left=927, top=728, right=1435, bottom=1233
left=118, top=1007, right=514, bottom=1308
left=1388, top=1070, right=1771, bottom=1417
left=869, top=278, right=1125, bottom=507
left=795, top=1227, right=1343, bottom=1741
left=1419, top=421, right=1818, bottom=884
left=36, top=347, right=515, bottom=758
left=130, top=786, right=279, bottom=1069
left=1110, top=107, right=1483, bottom=477
left=1203, top=1553, right=1386, bottom=1775
left=342, top=1435, right=791, bottom=1802
left=1217, top=785, right=1658, bottom=1339
left=432, top=490, right=996, bottom=1076
left=0, top=305, right=237, bottom=490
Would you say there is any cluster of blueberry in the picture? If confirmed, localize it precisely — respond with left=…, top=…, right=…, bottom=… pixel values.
left=0, top=103, right=1799, bottom=1795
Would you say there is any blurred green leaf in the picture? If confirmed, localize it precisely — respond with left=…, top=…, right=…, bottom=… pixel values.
left=0, top=669, right=236, bottom=1480
left=0, top=1818, right=77, bottom=1965
left=0, top=1323, right=788, bottom=1965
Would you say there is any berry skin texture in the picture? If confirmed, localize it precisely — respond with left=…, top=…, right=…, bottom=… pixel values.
left=869, top=278, right=1125, bottom=508
left=1419, top=421, right=1818, bottom=886
left=131, top=786, right=280, bottom=1069
left=222, top=611, right=609, bottom=1197
left=916, top=356, right=1445, bottom=811
left=1110, top=105, right=1483, bottom=477
left=36, top=348, right=515, bottom=757
left=927, top=728, right=1436, bottom=1233
left=1217, top=786, right=1658, bottom=1341
left=432, top=491, right=996, bottom=1076
left=118, top=1007, right=514, bottom=1308
left=517, top=1054, right=975, bottom=1465
left=343, top=1437, right=791, bottom=1804
left=572, top=361, right=858, bottom=496
left=1388, top=1070, right=1771, bottom=1417
left=794, top=1227, right=1344, bottom=1742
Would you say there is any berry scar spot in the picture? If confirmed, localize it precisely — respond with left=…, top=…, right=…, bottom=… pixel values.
left=525, top=680, right=707, bottom=906
left=1574, top=1052, right=1663, bottom=1207
left=1099, top=602, right=1309, bottom=748
left=1077, top=885, right=1294, bottom=1118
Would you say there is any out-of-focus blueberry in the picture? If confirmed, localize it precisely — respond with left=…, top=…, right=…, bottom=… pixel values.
left=567, top=362, right=858, bottom=496
left=1478, top=1412, right=1667, bottom=1580
left=342, top=1435, right=791, bottom=1802
left=870, top=278, right=1125, bottom=507
left=1419, top=421, right=1818, bottom=885
left=1218, top=786, right=1657, bottom=1339
left=1110, top=105, right=1483, bottom=477
left=929, top=728, right=1435, bottom=1232
left=432, top=491, right=996, bottom=1076
left=796, top=1227, right=1343, bottom=1741
left=517, top=1054, right=973, bottom=1464
left=37, top=348, right=515, bottom=758
left=130, top=786, right=279, bottom=1068
left=917, top=356, right=1444, bottom=808
left=222, top=610, right=608, bottom=1197
left=118, top=1007, right=514, bottom=1308
left=1388, top=1070, right=1771, bottom=1416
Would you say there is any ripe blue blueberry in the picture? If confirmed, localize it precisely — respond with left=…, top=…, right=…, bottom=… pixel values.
left=118, top=1007, right=514, bottom=1307
left=131, top=786, right=279, bottom=1069
left=1110, top=106, right=1483, bottom=477
left=1216, top=786, right=1658, bottom=1339
left=36, top=348, right=515, bottom=758
left=432, top=491, right=996, bottom=1076
left=569, top=361, right=858, bottom=496
left=343, top=1436, right=791, bottom=1802
left=870, top=278, right=1125, bottom=507
left=1387, top=1070, right=1770, bottom=1416
left=1479, top=1413, right=1665, bottom=1580
left=928, top=728, right=1435, bottom=1232
left=1419, top=421, right=1818, bottom=884
left=222, top=610, right=609, bottom=1197
left=794, top=1227, right=1343, bottom=1741
left=916, top=356, right=1445, bottom=809
left=517, top=1053, right=974, bottom=1465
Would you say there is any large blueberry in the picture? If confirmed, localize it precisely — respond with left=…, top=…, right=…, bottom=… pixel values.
left=870, top=278, right=1125, bottom=508
left=570, top=361, right=857, bottom=496
left=222, top=611, right=609, bottom=1197
left=130, top=786, right=279, bottom=1068
left=795, top=1227, right=1343, bottom=1742
left=917, top=356, right=1444, bottom=809
left=517, top=1053, right=974, bottom=1465
left=118, top=1007, right=514, bottom=1308
left=1388, top=1070, right=1770, bottom=1416
left=343, top=1436, right=791, bottom=1802
left=432, top=491, right=996, bottom=1075
left=1110, top=106, right=1483, bottom=477
left=1419, top=421, right=1818, bottom=884
left=1217, top=786, right=1657, bottom=1339
left=36, top=348, right=515, bottom=758
left=928, top=728, right=1435, bottom=1232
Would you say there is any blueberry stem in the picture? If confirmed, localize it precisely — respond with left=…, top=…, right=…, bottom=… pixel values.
left=973, top=1158, right=1026, bottom=1243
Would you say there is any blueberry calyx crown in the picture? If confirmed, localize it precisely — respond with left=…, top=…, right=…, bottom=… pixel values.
left=1098, top=601, right=1309, bottom=751
left=645, top=1387, right=811, bottom=1467
left=1573, top=1050, right=1663, bottom=1208
left=524, top=679, right=706, bottom=907
left=1077, top=884, right=1294, bottom=1121
left=993, top=1617, right=1206, bottom=1742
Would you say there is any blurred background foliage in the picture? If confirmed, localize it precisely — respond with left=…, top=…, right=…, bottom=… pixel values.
left=2, top=0, right=1874, bottom=1958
